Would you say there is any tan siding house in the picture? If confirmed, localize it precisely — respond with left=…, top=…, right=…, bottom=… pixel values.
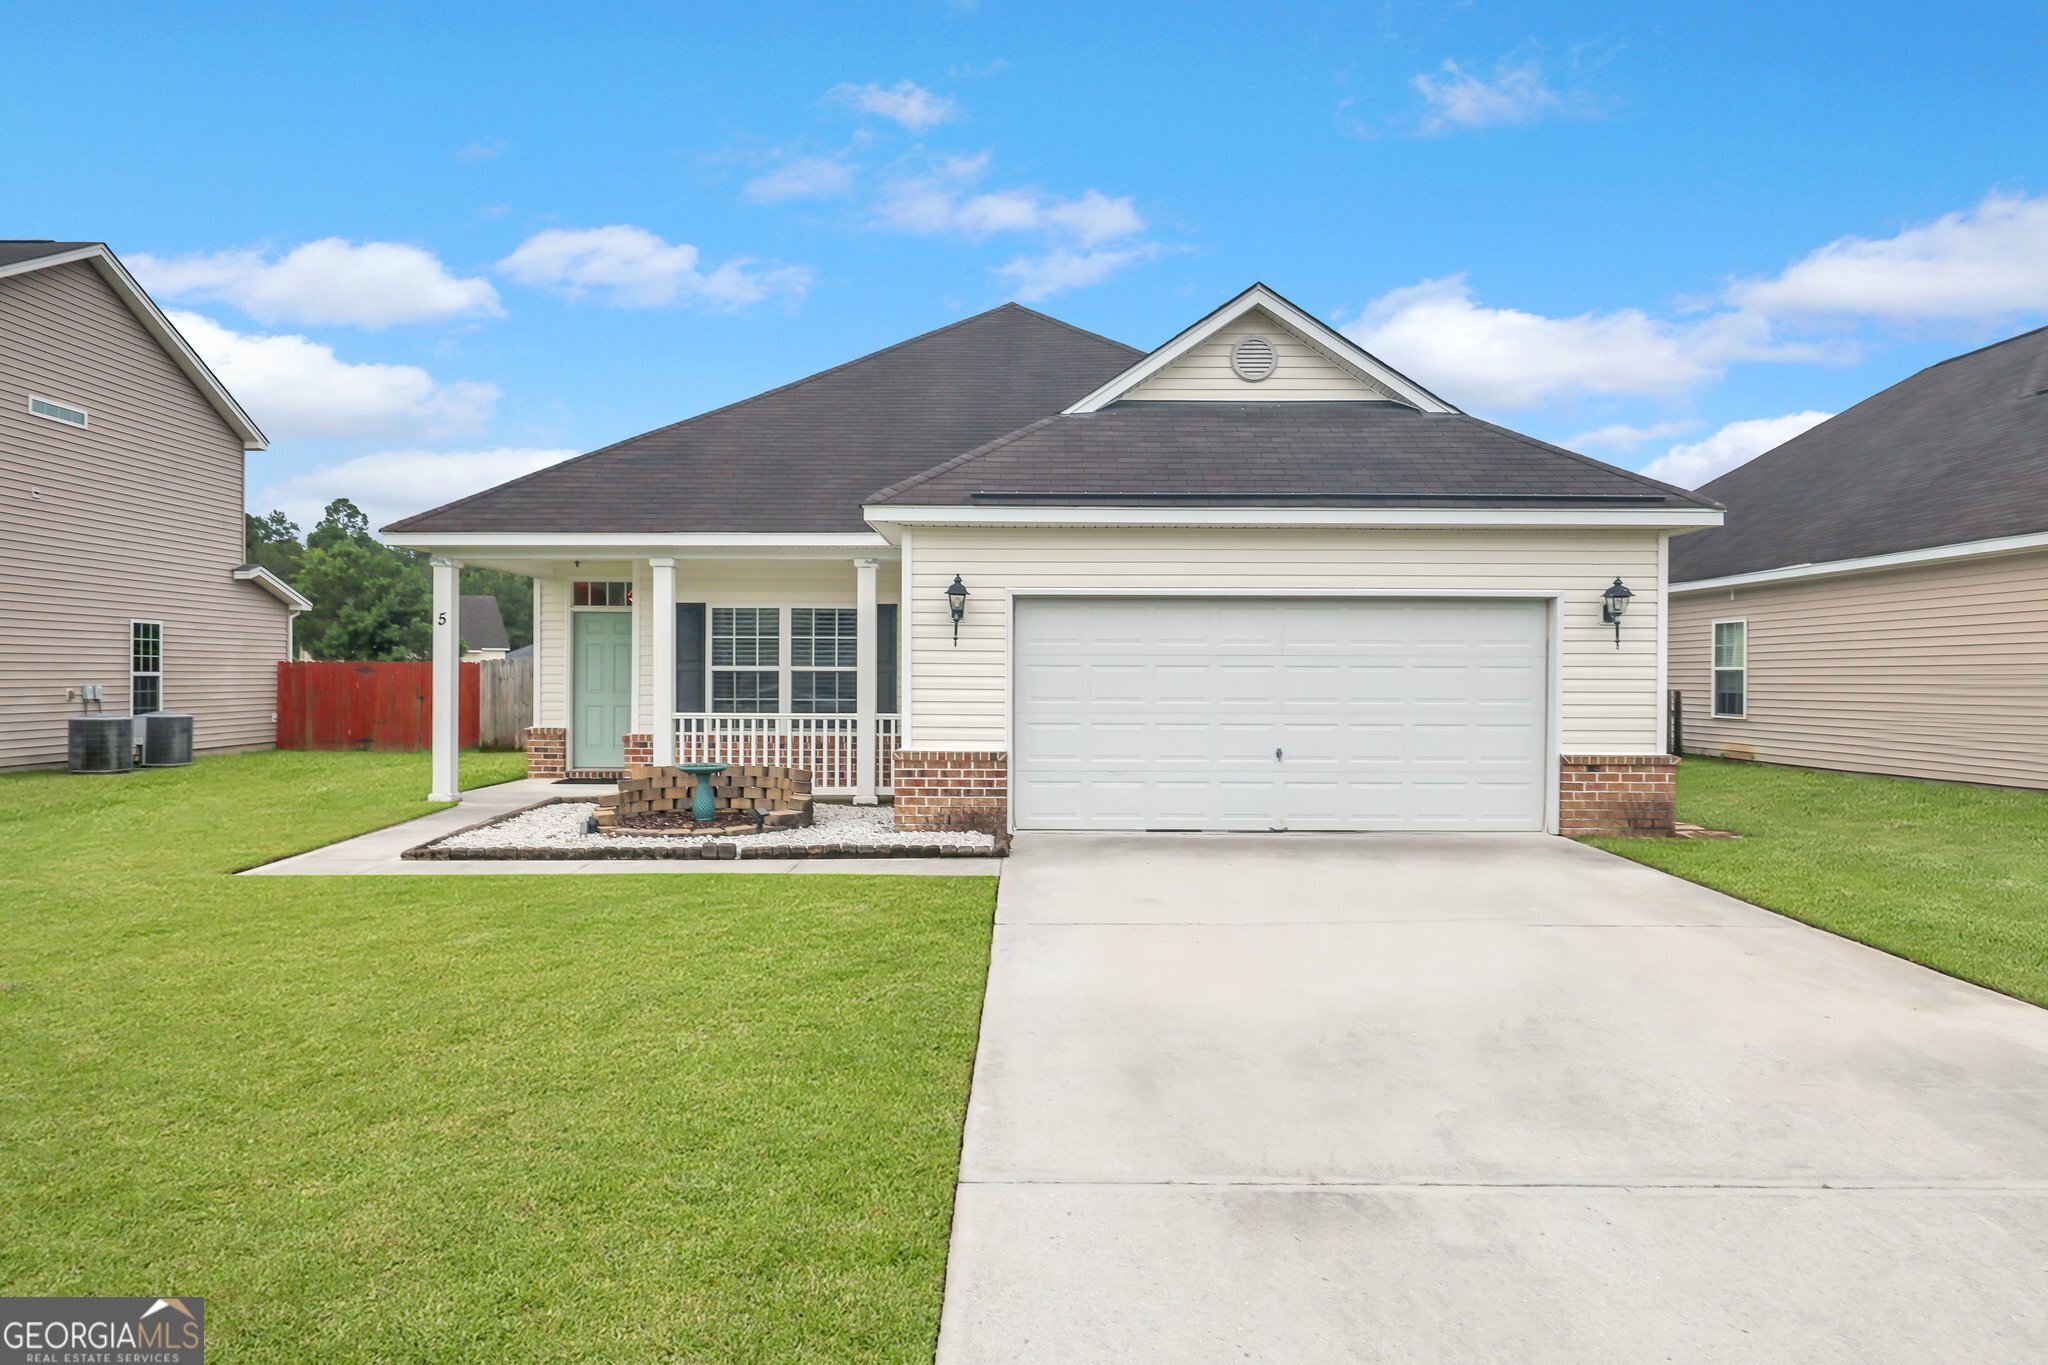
left=388, top=283, right=1718, bottom=833
left=0, top=242, right=302, bottom=771
left=1670, top=325, right=2048, bottom=788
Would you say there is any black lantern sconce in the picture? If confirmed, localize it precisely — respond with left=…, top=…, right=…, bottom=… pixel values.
left=1600, top=577, right=1634, bottom=649
left=945, top=574, right=970, bottom=644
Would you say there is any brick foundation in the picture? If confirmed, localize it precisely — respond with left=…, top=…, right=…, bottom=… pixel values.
left=523, top=726, right=566, bottom=779
left=1558, top=753, right=1678, bottom=837
left=893, top=750, right=1009, bottom=834
left=622, top=732, right=653, bottom=768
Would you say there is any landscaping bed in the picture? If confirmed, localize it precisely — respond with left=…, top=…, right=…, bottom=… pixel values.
left=410, top=797, right=1005, bottom=859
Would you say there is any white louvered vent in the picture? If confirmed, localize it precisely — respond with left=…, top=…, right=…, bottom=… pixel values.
left=1229, top=335, right=1278, bottom=382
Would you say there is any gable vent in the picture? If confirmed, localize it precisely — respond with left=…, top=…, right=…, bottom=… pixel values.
left=1229, top=335, right=1278, bottom=382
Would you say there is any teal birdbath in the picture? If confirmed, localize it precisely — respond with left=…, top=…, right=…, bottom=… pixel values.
left=677, top=762, right=728, bottom=824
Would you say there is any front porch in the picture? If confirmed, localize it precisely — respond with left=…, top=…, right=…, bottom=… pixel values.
left=417, top=548, right=906, bottom=803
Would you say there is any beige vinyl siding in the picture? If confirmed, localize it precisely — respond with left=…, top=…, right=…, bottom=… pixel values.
left=1125, top=308, right=1400, bottom=403
left=533, top=558, right=901, bottom=730
left=903, top=525, right=1664, bottom=753
left=1670, top=550, right=2048, bottom=788
left=0, top=261, right=290, bottom=770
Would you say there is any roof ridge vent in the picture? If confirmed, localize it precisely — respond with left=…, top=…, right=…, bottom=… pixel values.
left=1229, top=334, right=1278, bottom=382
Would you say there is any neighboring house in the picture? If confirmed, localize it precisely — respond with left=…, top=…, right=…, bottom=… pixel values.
left=0, top=240, right=308, bottom=771
left=385, top=284, right=1720, bottom=833
left=459, top=594, right=512, bottom=661
left=1669, top=326, right=2048, bottom=789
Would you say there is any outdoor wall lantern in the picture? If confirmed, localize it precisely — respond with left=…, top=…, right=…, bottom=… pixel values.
left=946, top=574, right=971, bottom=644
left=1601, top=577, right=1634, bottom=649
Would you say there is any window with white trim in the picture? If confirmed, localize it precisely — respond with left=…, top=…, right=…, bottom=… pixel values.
left=572, top=580, right=630, bottom=607
left=711, top=607, right=780, bottom=712
left=1712, top=620, right=1746, bottom=718
left=131, top=621, right=163, bottom=715
left=30, top=395, right=88, bottom=428
left=791, top=608, right=857, bottom=714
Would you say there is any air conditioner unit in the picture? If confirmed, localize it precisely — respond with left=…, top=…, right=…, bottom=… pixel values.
left=68, top=716, right=134, bottom=774
left=140, top=712, right=194, bottom=767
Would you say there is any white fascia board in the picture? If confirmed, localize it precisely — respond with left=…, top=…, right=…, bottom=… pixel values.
left=233, top=565, right=313, bottom=612
left=0, top=245, right=269, bottom=451
left=1669, top=529, right=2048, bottom=595
left=863, top=504, right=1724, bottom=531
left=1064, top=284, right=1456, bottom=415
left=380, top=530, right=895, bottom=559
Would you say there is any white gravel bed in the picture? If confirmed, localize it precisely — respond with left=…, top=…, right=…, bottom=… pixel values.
left=430, top=799, right=995, bottom=854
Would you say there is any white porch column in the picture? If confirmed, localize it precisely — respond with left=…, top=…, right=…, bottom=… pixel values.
left=428, top=556, right=462, bottom=802
left=854, top=556, right=879, bottom=804
left=649, top=557, right=677, bottom=765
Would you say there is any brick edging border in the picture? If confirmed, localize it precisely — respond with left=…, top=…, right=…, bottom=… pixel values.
left=403, top=796, right=1007, bottom=860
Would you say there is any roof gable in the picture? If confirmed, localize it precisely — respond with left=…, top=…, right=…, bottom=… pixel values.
left=0, top=241, right=267, bottom=450
left=1671, top=325, right=2048, bottom=582
left=1123, top=305, right=1404, bottom=403
left=1065, top=283, right=1456, bottom=415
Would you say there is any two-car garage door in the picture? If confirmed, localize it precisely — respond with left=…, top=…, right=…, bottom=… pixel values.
left=1012, top=597, right=1549, bottom=832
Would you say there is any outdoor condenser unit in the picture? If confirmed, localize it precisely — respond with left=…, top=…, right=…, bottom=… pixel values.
left=140, top=712, right=194, bottom=767
left=68, top=716, right=135, bottom=774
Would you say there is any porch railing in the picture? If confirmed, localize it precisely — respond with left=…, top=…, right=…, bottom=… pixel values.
left=675, top=713, right=901, bottom=795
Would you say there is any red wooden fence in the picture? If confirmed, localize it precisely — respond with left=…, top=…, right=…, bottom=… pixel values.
left=276, top=661, right=479, bottom=752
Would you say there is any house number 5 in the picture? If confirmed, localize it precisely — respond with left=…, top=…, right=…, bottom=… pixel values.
left=437, top=611, right=448, bottom=625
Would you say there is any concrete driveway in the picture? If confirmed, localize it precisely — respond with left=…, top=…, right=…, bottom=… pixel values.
left=937, top=833, right=2048, bottom=1363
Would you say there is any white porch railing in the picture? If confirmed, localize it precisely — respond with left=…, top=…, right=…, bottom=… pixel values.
left=675, top=713, right=901, bottom=795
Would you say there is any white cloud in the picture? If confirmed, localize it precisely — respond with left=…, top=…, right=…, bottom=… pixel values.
left=171, top=311, right=497, bottom=441
left=1730, top=192, right=2048, bottom=322
left=496, top=226, right=812, bottom=309
left=830, top=80, right=958, bottom=132
left=1565, top=420, right=1697, bottom=453
left=252, top=447, right=579, bottom=533
left=455, top=139, right=506, bottom=161
left=996, top=246, right=1157, bottom=302
left=1412, top=59, right=1571, bottom=135
left=744, top=156, right=858, bottom=204
left=1342, top=275, right=1831, bottom=410
left=131, top=239, right=502, bottom=329
left=1637, top=411, right=1833, bottom=488
left=871, top=154, right=1155, bottom=298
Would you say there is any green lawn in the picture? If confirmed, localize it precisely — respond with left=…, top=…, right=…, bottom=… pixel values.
left=0, top=750, right=996, bottom=1362
left=1590, top=757, right=2048, bottom=1008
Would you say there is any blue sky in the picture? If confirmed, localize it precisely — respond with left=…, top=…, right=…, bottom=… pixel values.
left=10, top=0, right=2047, bottom=530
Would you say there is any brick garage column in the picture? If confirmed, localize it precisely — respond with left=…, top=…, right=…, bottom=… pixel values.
left=523, top=726, right=566, bottom=779
left=1558, top=754, right=1678, bottom=837
left=893, top=750, right=1007, bottom=833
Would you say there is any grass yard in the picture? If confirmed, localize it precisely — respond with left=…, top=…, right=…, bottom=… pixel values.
left=1590, top=757, right=2048, bottom=1009
left=0, top=750, right=996, bottom=1362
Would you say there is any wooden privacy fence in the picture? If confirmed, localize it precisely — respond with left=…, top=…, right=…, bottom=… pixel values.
left=475, top=657, right=534, bottom=751
left=276, top=661, right=479, bottom=752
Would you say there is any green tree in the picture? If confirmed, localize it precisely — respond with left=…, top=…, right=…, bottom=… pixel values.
left=244, top=510, right=304, bottom=584
left=294, top=499, right=432, bottom=660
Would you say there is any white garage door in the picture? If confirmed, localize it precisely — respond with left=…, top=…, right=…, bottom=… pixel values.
left=1013, top=597, right=1549, bottom=832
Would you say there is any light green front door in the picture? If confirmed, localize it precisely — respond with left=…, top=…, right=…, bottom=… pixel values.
left=572, top=611, right=633, bottom=770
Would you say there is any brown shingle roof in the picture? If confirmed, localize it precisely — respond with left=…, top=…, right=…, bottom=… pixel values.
left=867, top=402, right=1718, bottom=510
left=383, top=304, right=1142, bottom=535
left=1672, top=326, right=2048, bottom=582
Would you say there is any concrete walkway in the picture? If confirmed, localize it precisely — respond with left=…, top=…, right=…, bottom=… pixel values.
left=937, top=832, right=2048, bottom=1362
left=241, top=780, right=998, bottom=876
